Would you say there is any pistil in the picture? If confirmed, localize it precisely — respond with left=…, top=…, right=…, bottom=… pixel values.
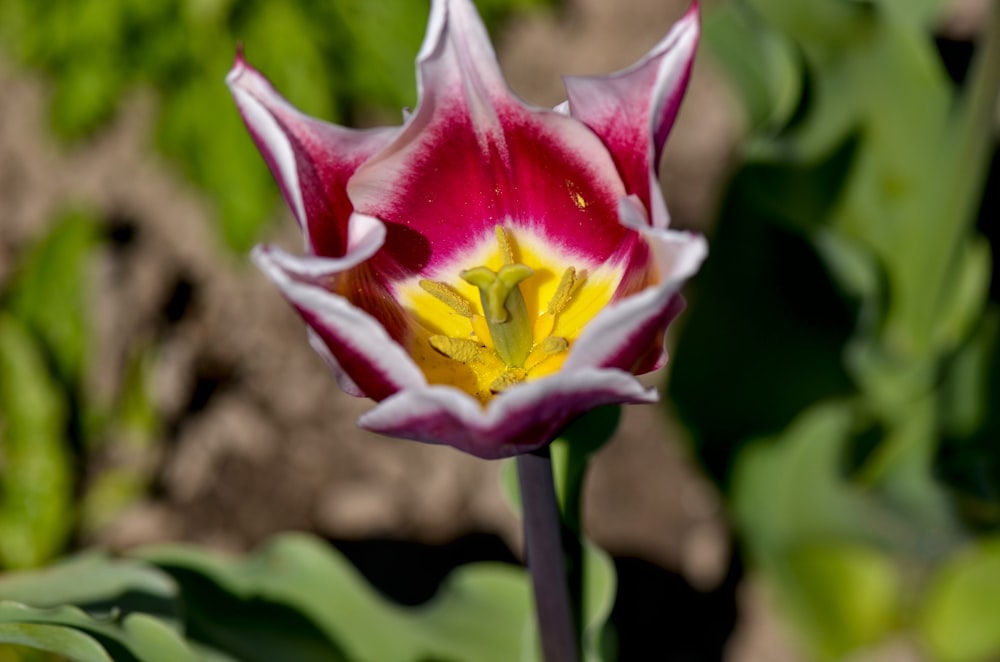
left=461, top=263, right=534, bottom=367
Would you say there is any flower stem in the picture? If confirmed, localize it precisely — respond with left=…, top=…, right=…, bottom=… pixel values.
left=517, top=447, right=580, bottom=662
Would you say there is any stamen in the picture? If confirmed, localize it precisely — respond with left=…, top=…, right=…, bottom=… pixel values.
left=429, top=336, right=484, bottom=364
left=419, top=279, right=474, bottom=317
left=534, top=312, right=555, bottom=340
left=490, top=368, right=526, bottom=393
left=547, top=267, right=577, bottom=315
left=495, top=226, right=515, bottom=265
left=525, top=336, right=569, bottom=371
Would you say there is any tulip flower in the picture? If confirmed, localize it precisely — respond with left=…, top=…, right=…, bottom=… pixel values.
left=227, top=0, right=705, bottom=460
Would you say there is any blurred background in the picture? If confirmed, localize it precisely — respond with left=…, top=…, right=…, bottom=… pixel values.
left=0, top=0, right=997, bottom=659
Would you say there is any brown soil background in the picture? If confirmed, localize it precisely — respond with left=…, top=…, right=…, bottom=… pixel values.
left=0, top=0, right=985, bottom=658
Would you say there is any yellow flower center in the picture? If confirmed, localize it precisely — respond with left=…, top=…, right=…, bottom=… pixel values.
left=397, top=226, right=619, bottom=404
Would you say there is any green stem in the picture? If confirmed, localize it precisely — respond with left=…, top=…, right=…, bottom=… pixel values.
left=517, top=448, right=580, bottom=662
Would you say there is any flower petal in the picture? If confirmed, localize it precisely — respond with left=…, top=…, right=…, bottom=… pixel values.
left=358, top=368, right=657, bottom=459
left=227, top=54, right=397, bottom=257
left=347, top=0, right=631, bottom=278
left=563, top=196, right=707, bottom=373
left=564, top=3, right=699, bottom=228
left=252, top=243, right=427, bottom=401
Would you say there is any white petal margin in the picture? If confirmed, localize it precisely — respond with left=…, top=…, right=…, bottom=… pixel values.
left=253, top=212, right=387, bottom=280
left=252, top=244, right=428, bottom=401
left=228, top=59, right=309, bottom=241
left=306, top=328, right=365, bottom=398
left=227, top=57, right=396, bottom=254
left=417, top=0, right=506, bottom=101
left=564, top=3, right=699, bottom=229
left=563, top=196, right=707, bottom=373
left=359, top=368, right=657, bottom=459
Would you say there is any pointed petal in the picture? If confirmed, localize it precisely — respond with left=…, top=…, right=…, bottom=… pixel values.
left=358, top=368, right=657, bottom=459
left=253, top=244, right=427, bottom=401
left=227, top=54, right=397, bottom=256
left=563, top=197, right=707, bottom=373
left=564, top=3, right=699, bottom=228
left=348, top=0, right=631, bottom=277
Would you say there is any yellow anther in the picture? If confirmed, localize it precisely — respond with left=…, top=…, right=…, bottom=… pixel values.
left=429, top=336, right=484, bottom=364
left=525, top=336, right=569, bottom=371
left=495, top=226, right=515, bottom=265
left=547, top=267, right=576, bottom=315
left=490, top=368, right=526, bottom=394
left=419, top=279, right=474, bottom=317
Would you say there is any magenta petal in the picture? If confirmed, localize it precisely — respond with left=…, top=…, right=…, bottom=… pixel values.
left=564, top=197, right=707, bottom=373
left=564, top=3, right=699, bottom=228
left=347, top=0, right=631, bottom=275
left=358, top=369, right=658, bottom=459
left=253, top=244, right=427, bottom=401
left=227, top=55, right=397, bottom=257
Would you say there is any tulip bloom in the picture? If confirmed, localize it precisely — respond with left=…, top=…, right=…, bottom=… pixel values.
left=228, top=0, right=706, bottom=459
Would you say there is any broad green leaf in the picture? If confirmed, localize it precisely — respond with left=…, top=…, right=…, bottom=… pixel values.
left=0, top=623, right=111, bottom=662
left=920, top=539, right=1000, bottom=662
left=0, top=602, right=200, bottom=662
left=120, top=615, right=198, bottom=662
left=0, top=316, right=73, bottom=569
left=0, top=552, right=176, bottom=616
left=137, top=533, right=532, bottom=662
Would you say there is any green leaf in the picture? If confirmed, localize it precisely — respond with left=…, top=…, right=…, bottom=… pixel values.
left=0, top=551, right=177, bottom=617
left=137, top=533, right=532, bottom=662
left=120, top=615, right=198, bottom=662
left=0, top=623, right=112, bottom=662
left=0, top=602, right=201, bottom=662
left=0, top=315, right=74, bottom=569
left=920, top=538, right=1000, bottom=662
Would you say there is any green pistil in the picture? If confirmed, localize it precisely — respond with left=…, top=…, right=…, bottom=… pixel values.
left=461, top=263, right=534, bottom=368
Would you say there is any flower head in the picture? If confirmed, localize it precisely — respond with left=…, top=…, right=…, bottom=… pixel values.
left=228, top=0, right=707, bottom=458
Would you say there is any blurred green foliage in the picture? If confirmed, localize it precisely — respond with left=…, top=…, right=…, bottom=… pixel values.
left=673, top=0, right=1000, bottom=658
left=0, top=532, right=534, bottom=662
left=0, top=0, right=556, bottom=252
left=0, top=211, right=160, bottom=569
